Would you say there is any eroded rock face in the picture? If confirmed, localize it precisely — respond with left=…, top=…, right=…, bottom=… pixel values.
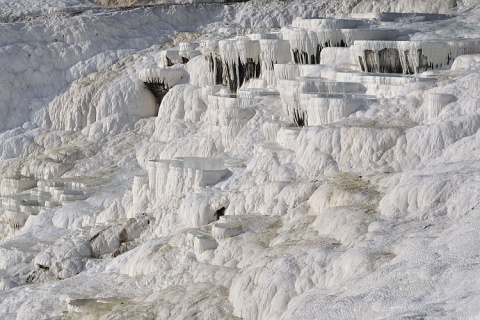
left=2, top=1, right=480, bottom=319
left=95, top=0, right=153, bottom=6
left=95, top=0, right=247, bottom=7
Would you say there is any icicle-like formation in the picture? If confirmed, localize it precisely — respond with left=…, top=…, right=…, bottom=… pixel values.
left=131, top=175, right=149, bottom=216
left=1, top=191, right=46, bottom=230
left=354, top=41, right=448, bottom=73
left=147, top=158, right=228, bottom=198
left=262, top=117, right=289, bottom=141
left=425, top=93, right=455, bottom=122
left=3, top=210, right=29, bottom=230
left=218, top=39, right=240, bottom=90
left=207, top=90, right=270, bottom=111
left=315, top=29, right=345, bottom=48
left=292, top=17, right=368, bottom=29
left=148, top=160, right=176, bottom=197
left=448, top=40, right=480, bottom=59
left=179, top=50, right=201, bottom=63
left=282, top=28, right=400, bottom=65
left=352, top=73, right=435, bottom=97
left=138, top=68, right=185, bottom=106
left=165, top=161, right=190, bottom=196
left=258, top=39, right=291, bottom=84
left=147, top=161, right=157, bottom=191
left=315, top=29, right=400, bottom=49
left=157, top=44, right=201, bottom=66
left=179, top=42, right=199, bottom=51
left=201, top=39, right=220, bottom=56
left=300, top=93, right=365, bottom=126
left=218, top=38, right=261, bottom=92
left=0, top=178, right=37, bottom=196
left=218, top=107, right=256, bottom=149
left=2, top=197, right=41, bottom=215
left=279, top=78, right=365, bottom=122
left=291, top=78, right=364, bottom=93
left=237, top=97, right=259, bottom=109
left=280, top=81, right=305, bottom=120
left=241, top=79, right=268, bottom=88
left=53, top=190, right=88, bottom=202
left=274, top=64, right=320, bottom=81
left=205, top=94, right=241, bottom=125
left=354, top=40, right=480, bottom=74
left=283, top=17, right=399, bottom=65
left=179, top=157, right=228, bottom=189
left=35, top=180, right=90, bottom=205
left=236, top=38, right=261, bottom=65
left=159, top=50, right=182, bottom=67
left=159, top=45, right=201, bottom=66
left=2, top=197, right=20, bottom=212
left=178, top=42, right=201, bottom=63
left=138, top=68, right=184, bottom=87
left=205, top=92, right=256, bottom=148
left=205, top=88, right=278, bottom=111
left=282, top=27, right=320, bottom=64
left=155, top=160, right=179, bottom=196
left=200, top=39, right=224, bottom=86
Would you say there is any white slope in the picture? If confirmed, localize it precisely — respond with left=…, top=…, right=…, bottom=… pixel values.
left=1, top=0, right=480, bottom=319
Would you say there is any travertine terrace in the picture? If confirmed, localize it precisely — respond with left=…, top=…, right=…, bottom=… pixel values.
left=1, top=0, right=480, bottom=319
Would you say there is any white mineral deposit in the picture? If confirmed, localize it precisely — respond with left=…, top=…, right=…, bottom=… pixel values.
left=1, top=0, right=480, bottom=319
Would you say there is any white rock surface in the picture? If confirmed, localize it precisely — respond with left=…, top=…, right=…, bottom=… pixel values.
left=1, top=0, right=480, bottom=319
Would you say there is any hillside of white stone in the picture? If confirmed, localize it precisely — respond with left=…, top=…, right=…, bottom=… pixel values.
left=1, top=0, right=480, bottom=319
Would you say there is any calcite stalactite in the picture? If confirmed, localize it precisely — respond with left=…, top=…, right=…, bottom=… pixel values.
left=354, top=40, right=480, bottom=74
left=201, top=40, right=224, bottom=86
left=138, top=68, right=185, bottom=109
left=425, top=93, right=455, bottom=122
left=219, top=38, right=261, bottom=92
left=279, top=78, right=366, bottom=126
left=144, top=158, right=228, bottom=201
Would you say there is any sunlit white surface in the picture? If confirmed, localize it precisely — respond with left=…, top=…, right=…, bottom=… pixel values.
left=1, top=0, right=480, bottom=319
